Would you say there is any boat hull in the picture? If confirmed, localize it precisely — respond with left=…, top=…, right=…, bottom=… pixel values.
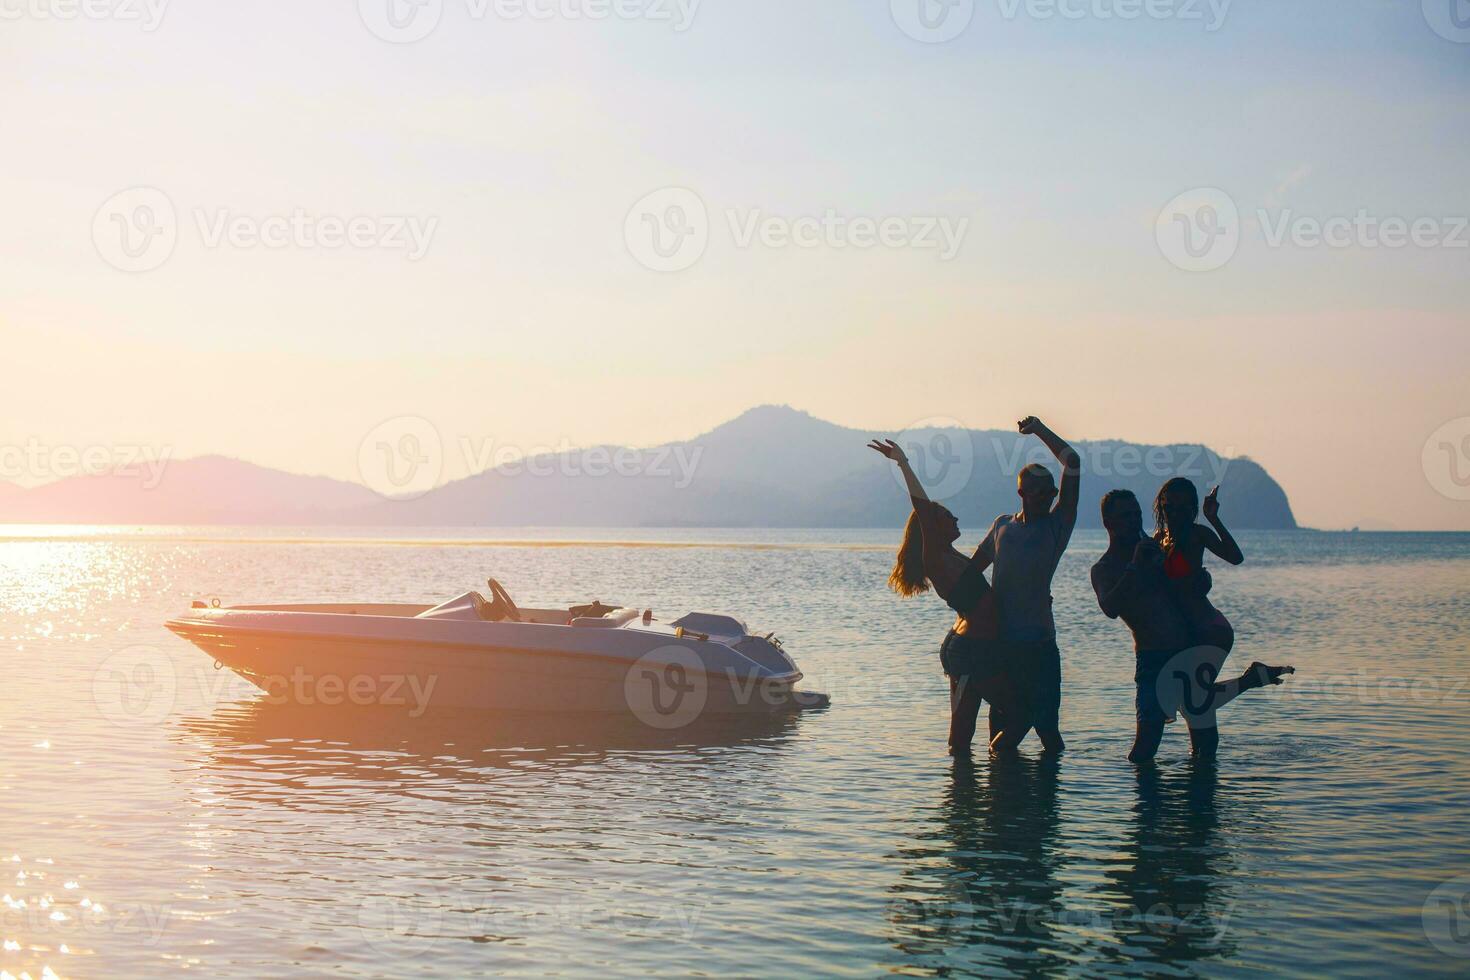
left=166, top=618, right=822, bottom=719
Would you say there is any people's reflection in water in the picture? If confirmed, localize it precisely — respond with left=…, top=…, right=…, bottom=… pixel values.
left=888, top=754, right=1064, bottom=972
left=1106, top=762, right=1240, bottom=969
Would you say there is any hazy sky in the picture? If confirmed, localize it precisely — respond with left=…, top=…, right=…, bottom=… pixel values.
left=4, top=0, right=1469, bottom=529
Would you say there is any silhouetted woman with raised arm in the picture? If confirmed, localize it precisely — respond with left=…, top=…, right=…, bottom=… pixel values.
left=1154, top=479, right=1243, bottom=655
left=870, top=439, right=1030, bottom=756
left=1149, top=478, right=1297, bottom=739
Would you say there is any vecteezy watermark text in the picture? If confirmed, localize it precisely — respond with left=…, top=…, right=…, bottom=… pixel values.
left=357, top=0, right=701, bottom=43
left=890, top=0, right=1231, bottom=43
left=0, top=440, right=171, bottom=488
left=94, top=644, right=443, bottom=725
left=1157, top=187, right=1469, bottom=272
left=883, top=419, right=1231, bottom=503
left=357, top=885, right=707, bottom=959
left=994, top=437, right=1233, bottom=483
left=358, top=416, right=705, bottom=500
left=726, top=210, right=968, bottom=260
left=93, top=187, right=438, bottom=273
left=0, top=895, right=173, bottom=947
left=0, top=0, right=169, bottom=30
left=887, top=873, right=1233, bottom=946
left=1281, top=669, right=1468, bottom=709
left=995, top=0, right=1230, bottom=29
left=459, top=437, right=703, bottom=486
left=624, top=187, right=970, bottom=273
left=193, top=208, right=437, bottom=260
left=256, top=668, right=440, bottom=717
left=1258, top=209, right=1470, bottom=251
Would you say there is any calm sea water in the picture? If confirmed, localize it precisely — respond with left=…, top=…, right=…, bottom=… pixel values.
left=2, top=526, right=1469, bottom=978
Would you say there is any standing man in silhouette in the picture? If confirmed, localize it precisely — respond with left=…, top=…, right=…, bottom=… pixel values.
left=969, top=416, right=1080, bottom=753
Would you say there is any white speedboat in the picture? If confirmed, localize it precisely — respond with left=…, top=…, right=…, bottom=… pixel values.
left=166, top=579, right=827, bottom=719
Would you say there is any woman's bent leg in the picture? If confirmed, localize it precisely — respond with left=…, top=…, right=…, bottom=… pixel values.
left=980, top=674, right=1032, bottom=754
left=989, top=720, right=1033, bottom=755
left=1208, top=662, right=1295, bottom=711
left=1200, top=620, right=1235, bottom=658
left=948, top=675, right=983, bottom=755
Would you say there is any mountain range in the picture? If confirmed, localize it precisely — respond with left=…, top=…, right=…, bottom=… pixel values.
left=0, top=406, right=1297, bottom=529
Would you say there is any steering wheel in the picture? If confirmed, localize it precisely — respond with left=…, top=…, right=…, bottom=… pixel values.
left=486, top=578, right=522, bottom=623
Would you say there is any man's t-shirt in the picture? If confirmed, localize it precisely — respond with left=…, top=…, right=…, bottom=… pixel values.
left=1089, top=550, right=1194, bottom=653
left=974, top=509, right=1076, bottom=643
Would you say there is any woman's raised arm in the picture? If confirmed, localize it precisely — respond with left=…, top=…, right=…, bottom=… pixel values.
left=869, top=439, right=959, bottom=594
left=1200, top=485, right=1245, bottom=565
left=869, top=439, right=929, bottom=502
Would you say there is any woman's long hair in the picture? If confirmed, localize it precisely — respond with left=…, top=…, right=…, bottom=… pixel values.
left=889, top=509, right=930, bottom=596
left=1153, top=477, right=1199, bottom=544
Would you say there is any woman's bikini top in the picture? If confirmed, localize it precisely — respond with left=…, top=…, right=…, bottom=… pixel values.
left=945, top=561, right=990, bottom=615
left=1163, top=546, right=1194, bottom=580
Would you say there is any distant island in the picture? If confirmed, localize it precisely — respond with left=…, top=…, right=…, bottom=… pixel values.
left=0, top=406, right=1297, bottom=529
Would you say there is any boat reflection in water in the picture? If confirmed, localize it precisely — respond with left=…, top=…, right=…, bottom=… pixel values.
left=176, top=698, right=813, bottom=807
left=173, top=699, right=818, bottom=966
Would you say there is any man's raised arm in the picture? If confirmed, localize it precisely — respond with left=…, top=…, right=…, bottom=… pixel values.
left=1019, top=416, right=1081, bottom=520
